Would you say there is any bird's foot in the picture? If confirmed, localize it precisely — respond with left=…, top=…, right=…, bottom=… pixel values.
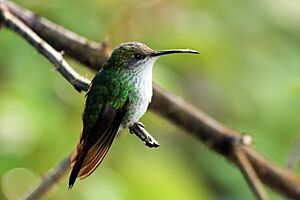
left=129, top=122, right=160, bottom=148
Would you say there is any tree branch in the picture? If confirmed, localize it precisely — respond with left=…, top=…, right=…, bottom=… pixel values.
left=0, top=4, right=90, bottom=92
left=23, top=154, right=71, bottom=200
left=0, top=0, right=110, bottom=70
left=1, top=1, right=300, bottom=199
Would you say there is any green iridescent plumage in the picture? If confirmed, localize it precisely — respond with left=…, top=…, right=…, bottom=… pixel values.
left=83, top=68, right=131, bottom=130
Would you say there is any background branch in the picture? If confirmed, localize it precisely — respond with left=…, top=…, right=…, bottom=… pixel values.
left=23, top=154, right=71, bottom=200
left=1, top=0, right=300, bottom=199
left=287, top=136, right=300, bottom=170
left=0, top=0, right=110, bottom=70
left=0, top=4, right=90, bottom=92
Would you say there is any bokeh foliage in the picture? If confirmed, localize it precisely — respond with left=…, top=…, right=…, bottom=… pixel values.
left=1, top=0, right=300, bottom=199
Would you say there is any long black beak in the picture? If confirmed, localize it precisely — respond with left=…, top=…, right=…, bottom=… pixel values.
left=150, top=49, right=200, bottom=57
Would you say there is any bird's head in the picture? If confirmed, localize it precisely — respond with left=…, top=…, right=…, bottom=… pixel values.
left=103, top=42, right=199, bottom=71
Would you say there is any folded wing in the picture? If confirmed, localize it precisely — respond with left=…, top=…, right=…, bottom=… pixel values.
left=69, top=101, right=127, bottom=188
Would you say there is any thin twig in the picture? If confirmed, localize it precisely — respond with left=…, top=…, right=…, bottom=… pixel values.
left=234, top=147, right=269, bottom=200
left=129, top=122, right=160, bottom=148
left=23, top=154, right=71, bottom=200
left=1, top=1, right=300, bottom=199
left=287, top=136, right=300, bottom=170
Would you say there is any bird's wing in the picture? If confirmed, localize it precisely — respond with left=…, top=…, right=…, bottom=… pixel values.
left=69, top=102, right=128, bottom=188
left=69, top=72, right=129, bottom=188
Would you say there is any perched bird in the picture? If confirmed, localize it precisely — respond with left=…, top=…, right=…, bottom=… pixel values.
left=69, top=42, right=199, bottom=188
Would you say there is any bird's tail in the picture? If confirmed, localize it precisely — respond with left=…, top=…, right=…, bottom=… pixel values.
left=69, top=134, right=87, bottom=188
left=68, top=128, right=117, bottom=188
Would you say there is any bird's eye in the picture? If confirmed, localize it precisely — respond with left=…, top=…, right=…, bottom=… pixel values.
left=133, top=53, right=144, bottom=60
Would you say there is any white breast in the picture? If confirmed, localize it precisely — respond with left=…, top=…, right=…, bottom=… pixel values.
left=122, top=59, right=155, bottom=127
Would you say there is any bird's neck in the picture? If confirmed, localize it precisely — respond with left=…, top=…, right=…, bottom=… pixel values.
left=128, top=59, right=155, bottom=89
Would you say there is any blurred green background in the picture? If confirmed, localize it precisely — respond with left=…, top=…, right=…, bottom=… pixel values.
left=1, top=0, right=300, bottom=199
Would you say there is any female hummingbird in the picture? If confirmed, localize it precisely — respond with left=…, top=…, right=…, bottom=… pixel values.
left=69, top=42, right=199, bottom=187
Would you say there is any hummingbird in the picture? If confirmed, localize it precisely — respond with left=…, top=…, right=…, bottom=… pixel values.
left=69, top=42, right=199, bottom=188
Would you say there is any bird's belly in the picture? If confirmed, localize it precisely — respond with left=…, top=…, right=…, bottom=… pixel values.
left=122, top=80, right=152, bottom=127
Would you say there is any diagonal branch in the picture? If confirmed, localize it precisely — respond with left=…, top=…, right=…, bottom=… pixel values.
left=1, top=1, right=300, bottom=199
left=233, top=137, right=269, bottom=200
left=0, top=0, right=110, bottom=70
left=23, top=154, right=71, bottom=200
left=0, top=4, right=90, bottom=92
